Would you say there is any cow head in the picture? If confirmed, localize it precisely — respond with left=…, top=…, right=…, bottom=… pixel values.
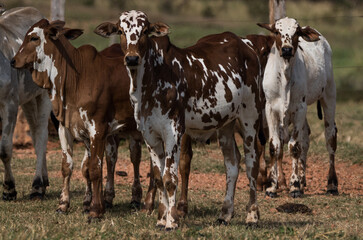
left=257, top=17, right=320, bottom=61
left=94, top=10, right=170, bottom=69
left=11, top=19, right=83, bottom=88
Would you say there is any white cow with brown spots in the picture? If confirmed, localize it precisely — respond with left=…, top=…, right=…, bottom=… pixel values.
left=257, top=17, right=338, bottom=198
left=95, top=10, right=264, bottom=229
left=0, top=7, right=52, bottom=200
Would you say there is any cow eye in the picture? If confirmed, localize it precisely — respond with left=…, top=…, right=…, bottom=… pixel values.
left=30, top=36, right=39, bottom=41
left=117, top=29, right=123, bottom=35
left=143, top=29, right=148, bottom=35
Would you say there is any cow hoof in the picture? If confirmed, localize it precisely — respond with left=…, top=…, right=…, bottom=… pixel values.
left=176, top=201, right=188, bottom=218
left=87, top=216, right=102, bottom=223
left=56, top=208, right=67, bottom=214
left=104, top=201, right=113, bottom=209
left=30, top=192, right=44, bottom=200
left=2, top=190, right=17, bottom=201
left=265, top=191, right=277, bottom=198
left=130, top=200, right=141, bottom=210
left=216, top=218, right=229, bottom=226
left=326, top=189, right=339, bottom=196
left=290, top=190, right=303, bottom=198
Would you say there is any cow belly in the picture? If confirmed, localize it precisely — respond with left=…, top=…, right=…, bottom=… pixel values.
left=185, top=98, right=239, bottom=132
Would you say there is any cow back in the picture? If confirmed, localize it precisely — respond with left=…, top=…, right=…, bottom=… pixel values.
left=0, top=7, right=43, bottom=60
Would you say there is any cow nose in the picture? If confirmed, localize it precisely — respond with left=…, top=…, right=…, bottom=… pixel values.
left=281, top=47, right=293, bottom=58
left=125, top=56, right=139, bottom=66
left=10, top=58, right=16, bottom=68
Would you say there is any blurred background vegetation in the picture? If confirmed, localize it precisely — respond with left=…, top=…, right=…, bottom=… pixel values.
left=6, top=0, right=363, bottom=101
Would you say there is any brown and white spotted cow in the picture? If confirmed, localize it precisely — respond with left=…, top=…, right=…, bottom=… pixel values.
left=257, top=17, right=338, bottom=198
left=11, top=19, right=150, bottom=219
left=95, top=10, right=264, bottom=229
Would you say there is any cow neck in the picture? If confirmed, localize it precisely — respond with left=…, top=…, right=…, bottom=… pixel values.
left=269, top=41, right=296, bottom=122
left=46, top=36, right=80, bottom=125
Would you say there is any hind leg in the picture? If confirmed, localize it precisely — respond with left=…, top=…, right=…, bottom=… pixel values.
left=177, top=134, right=192, bottom=217
left=104, top=135, right=119, bottom=208
left=22, top=93, right=52, bottom=198
left=217, top=121, right=241, bottom=224
left=320, top=96, right=338, bottom=195
left=129, top=136, right=143, bottom=208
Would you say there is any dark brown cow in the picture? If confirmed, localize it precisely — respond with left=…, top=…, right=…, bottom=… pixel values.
left=95, top=10, right=264, bottom=229
left=11, top=19, right=150, bottom=219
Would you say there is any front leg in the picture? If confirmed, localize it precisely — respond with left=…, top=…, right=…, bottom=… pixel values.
left=57, top=124, right=74, bottom=213
left=88, top=135, right=106, bottom=219
left=265, top=103, right=283, bottom=198
left=81, top=145, right=92, bottom=213
left=289, top=103, right=308, bottom=198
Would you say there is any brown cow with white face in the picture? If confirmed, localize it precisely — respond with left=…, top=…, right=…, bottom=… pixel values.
left=95, top=10, right=264, bottom=229
left=11, top=19, right=151, bottom=219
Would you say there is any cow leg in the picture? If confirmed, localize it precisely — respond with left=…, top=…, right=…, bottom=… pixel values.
left=143, top=157, right=156, bottom=214
left=320, top=94, right=338, bottom=195
left=163, top=130, right=182, bottom=230
left=0, top=102, right=18, bottom=201
left=144, top=140, right=166, bottom=227
left=129, top=136, right=143, bottom=208
left=81, top=146, right=92, bottom=213
left=265, top=103, right=282, bottom=198
left=177, top=134, right=192, bottom=218
left=216, top=121, right=241, bottom=224
left=88, top=134, right=106, bottom=219
left=256, top=139, right=267, bottom=191
left=238, top=115, right=260, bottom=224
left=57, top=124, right=74, bottom=213
left=299, top=119, right=310, bottom=189
left=104, top=135, right=119, bottom=208
left=288, top=105, right=307, bottom=198
left=22, top=93, right=52, bottom=198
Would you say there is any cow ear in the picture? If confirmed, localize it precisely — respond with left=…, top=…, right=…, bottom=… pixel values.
left=298, top=26, right=320, bottom=42
left=61, top=28, right=84, bottom=40
left=257, top=23, right=277, bottom=34
left=48, top=20, right=66, bottom=40
left=94, top=22, right=119, bottom=38
left=149, top=22, right=170, bottom=37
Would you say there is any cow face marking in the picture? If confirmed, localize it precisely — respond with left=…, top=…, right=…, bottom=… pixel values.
left=257, top=17, right=320, bottom=61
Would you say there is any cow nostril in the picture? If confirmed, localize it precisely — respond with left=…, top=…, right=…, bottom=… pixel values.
left=10, top=59, right=16, bottom=68
left=125, top=56, right=140, bottom=67
left=281, top=47, right=293, bottom=56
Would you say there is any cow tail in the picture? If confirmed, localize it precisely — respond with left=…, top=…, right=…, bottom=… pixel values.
left=317, top=100, right=323, bottom=120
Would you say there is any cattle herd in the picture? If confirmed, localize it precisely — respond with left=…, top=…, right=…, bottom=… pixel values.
left=1, top=6, right=337, bottom=230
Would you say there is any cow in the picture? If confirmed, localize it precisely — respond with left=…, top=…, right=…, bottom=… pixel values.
left=94, top=10, right=264, bottom=229
left=257, top=17, right=338, bottom=198
left=11, top=19, right=155, bottom=218
left=0, top=7, right=52, bottom=200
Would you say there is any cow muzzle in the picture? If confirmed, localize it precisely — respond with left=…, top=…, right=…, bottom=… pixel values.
left=125, top=55, right=140, bottom=67
left=10, top=58, right=16, bottom=68
left=281, top=46, right=293, bottom=60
